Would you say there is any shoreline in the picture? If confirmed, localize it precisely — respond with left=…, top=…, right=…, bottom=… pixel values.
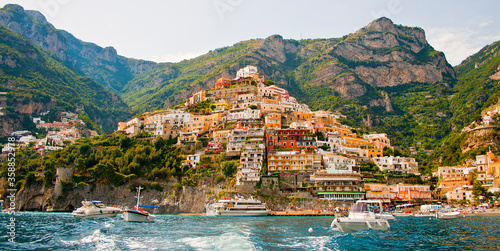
left=461, top=208, right=500, bottom=216
left=5, top=209, right=500, bottom=216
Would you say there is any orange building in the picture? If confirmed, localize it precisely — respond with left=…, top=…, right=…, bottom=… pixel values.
left=389, top=184, right=432, bottom=202
left=215, top=78, right=233, bottom=89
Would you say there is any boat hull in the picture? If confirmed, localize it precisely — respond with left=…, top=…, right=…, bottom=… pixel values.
left=436, top=212, right=460, bottom=219
left=72, top=208, right=120, bottom=218
left=122, top=210, right=156, bottom=222
left=414, top=214, right=434, bottom=218
left=332, top=218, right=390, bottom=232
left=207, top=210, right=270, bottom=217
left=377, top=213, right=396, bottom=220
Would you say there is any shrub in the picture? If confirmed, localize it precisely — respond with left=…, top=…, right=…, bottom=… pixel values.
left=173, top=182, right=182, bottom=191
left=150, top=182, right=163, bottom=192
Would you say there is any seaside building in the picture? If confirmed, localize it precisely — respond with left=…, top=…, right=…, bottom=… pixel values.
left=364, top=183, right=396, bottom=203
left=373, top=156, right=419, bottom=174
left=267, top=150, right=322, bottom=174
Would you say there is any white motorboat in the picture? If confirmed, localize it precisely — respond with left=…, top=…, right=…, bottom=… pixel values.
left=331, top=200, right=390, bottom=232
left=122, top=186, right=158, bottom=222
left=435, top=211, right=460, bottom=219
left=72, top=201, right=121, bottom=218
left=206, top=196, right=270, bottom=216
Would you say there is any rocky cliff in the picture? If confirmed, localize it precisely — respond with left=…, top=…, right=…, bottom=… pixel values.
left=12, top=177, right=333, bottom=213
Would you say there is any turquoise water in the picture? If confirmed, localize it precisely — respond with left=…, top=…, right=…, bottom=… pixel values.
left=1, top=212, right=499, bottom=250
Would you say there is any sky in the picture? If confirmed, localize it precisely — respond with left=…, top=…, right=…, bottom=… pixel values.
left=1, top=0, right=499, bottom=66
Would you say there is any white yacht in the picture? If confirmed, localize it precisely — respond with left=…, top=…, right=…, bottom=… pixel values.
left=72, top=201, right=121, bottom=218
left=331, top=200, right=390, bottom=232
left=206, top=196, right=270, bottom=216
left=122, top=186, right=158, bottom=222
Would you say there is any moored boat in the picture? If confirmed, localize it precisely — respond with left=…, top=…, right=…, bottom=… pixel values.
left=72, top=201, right=121, bottom=218
left=206, top=196, right=270, bottom=216
left=414, top=212, right=435, bottom=217
left=436, top=211, right=460, bottom=219
left=331, top=200, right=390, bottom=232
left=122, top=186, right=158, bottom=222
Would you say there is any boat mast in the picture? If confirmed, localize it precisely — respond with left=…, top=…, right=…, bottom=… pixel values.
left=135, top=186, right=143, bottom=209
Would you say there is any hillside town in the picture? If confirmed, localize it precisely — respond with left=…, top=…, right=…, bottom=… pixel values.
left=3, top=111, right=98, bottom=155
left=118, top=66, right=461, bottom=204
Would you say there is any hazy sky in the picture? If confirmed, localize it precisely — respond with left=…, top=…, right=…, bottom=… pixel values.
left=2, top=0, right=499, bottom=66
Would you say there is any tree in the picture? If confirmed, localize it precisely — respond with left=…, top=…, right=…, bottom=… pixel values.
left=472, top=181, right=488, bottom=201
left=264, top=80, right=274, bottom=86
left=383, top=146, right=394, bottom=156
left=221, top=161, right=238, bottom=177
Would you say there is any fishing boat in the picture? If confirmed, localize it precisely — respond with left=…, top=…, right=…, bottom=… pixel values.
left=72, top=201, right=121, bottom=218
left=331, top=200, right=390, bottom=232
left=205, top=196, right=270, bottom=216
left=121, top=186, right=159, bottom=222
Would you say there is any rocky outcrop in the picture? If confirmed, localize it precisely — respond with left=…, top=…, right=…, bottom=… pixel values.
left=260, top=35, right=287, bottom=63
left=461, top=128, right=500, bottom=154
left=329, top=74, right=366, bottom=99
left=327, top=17, right=455, bottom=94
left=490, top=64, right=500, bottom=80
left=369, top=92, right=393, bottom=112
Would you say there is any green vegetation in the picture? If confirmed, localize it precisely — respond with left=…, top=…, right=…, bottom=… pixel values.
left=0, top=25, right=130, bottom=134
left=2, top=133, right=244, bottom=194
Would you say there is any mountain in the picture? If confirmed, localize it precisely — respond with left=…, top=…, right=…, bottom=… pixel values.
left=120, top=17, right=457, bottom=154
left=0, top=4, right=158, bottom=93
left=123, top=17, right=455, bottom=114
left=426, top=40, right=500, bottom=168
left=0, top=25, right=130, bottom=135
left=0, top=4, right=463, bottom=154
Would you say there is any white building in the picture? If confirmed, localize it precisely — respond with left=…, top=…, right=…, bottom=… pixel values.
left=373, top=156, right=419, bottom=174
left=185, top=154, right=200, bottom=168
left=322, top=154, right=356, bottom=173
left=19, top=135, right=37, bottom=145
left=236, top=65, right=258, bottom=79
left=226, top=108, right=260, bottom=122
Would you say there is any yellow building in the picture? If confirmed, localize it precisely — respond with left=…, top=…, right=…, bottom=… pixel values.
left=212, top=128, right=231, bottom=142
left=368, top=148, right=383, bottom=158
left=342, top=135, right=369, bottom=148
left=264, top=112, right=281, bottom=129
left=364, top=183, right=395, bottom=203
left=213, top=101, right=230, bottom=111
left=324, top=126, right=352, bottom=137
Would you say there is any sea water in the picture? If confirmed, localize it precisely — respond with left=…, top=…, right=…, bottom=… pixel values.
left=1, top=212, right=499, bottom=250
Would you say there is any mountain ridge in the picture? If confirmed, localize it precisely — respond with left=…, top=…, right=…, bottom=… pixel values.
left=0, top=4, right=158, bottom=93
left=0, top=24, right=130, bottom=135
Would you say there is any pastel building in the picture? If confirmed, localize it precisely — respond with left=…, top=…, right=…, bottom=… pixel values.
left=373, top=156, right=419, bottom=174
left=267, top=150, right=322, bottom=174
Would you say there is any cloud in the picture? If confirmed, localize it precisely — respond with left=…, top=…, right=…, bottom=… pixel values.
left=479, top=21, right=493, bottom=28
left=427, top=27, right=500, bottom=66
